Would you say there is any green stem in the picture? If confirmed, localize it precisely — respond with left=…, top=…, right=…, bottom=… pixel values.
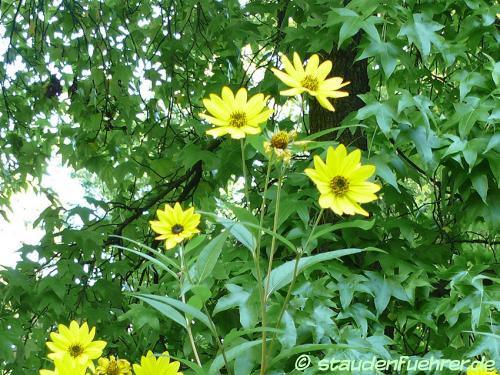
left=180, top=245, right=233, bottom=375
left=178, top=245, right=202, bottom=367
left=260, top=162, right=285, bottom=375
left=266, top=209, right=324, bottom=362
left=240, top=138, right=250, bottom=203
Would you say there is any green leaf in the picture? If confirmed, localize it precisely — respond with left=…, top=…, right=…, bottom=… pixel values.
left=356, top=101, right=396, bottom=135
left=134, top=293, right=215, bottom=334
left=358, top=40, right=400, bottom=77
left=310, top=219, right=375, bottom=243
left=398, top=13, right=444, bottom=58
left=208, top=339, right=268, bottom=375
left=265, top=248, right=366, bottom=297
left=134, top=295, right=187, bottom=329
left=471, top=173, right=488, bottom=204
left=217, top=217, right=256, bottom=252
left=195, top=231, right=229, bottom=283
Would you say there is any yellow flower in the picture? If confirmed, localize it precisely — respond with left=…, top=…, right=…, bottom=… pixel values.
left=39, top=353, right=90, bottom=375
left=467, top=363, right=499, bottom=375
left=96, top=356, right=132, bottom=375
left=272, top=52, right=350, bottom=112
left=46, top=321, right=106, bottom=367
left=263, top=129, right=297, bottom=162
left=149, top=202, right=201, bottom=250
left=304, top=145, right=380, bottom=216
left=200, top=86, right=273, bottom=139
left=133, top=351, right=183, bottom=375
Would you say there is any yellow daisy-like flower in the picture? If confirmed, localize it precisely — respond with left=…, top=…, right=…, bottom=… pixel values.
left=304, top=145, right=380, bottom=216
left=271, top=52, right=350, bottom=112
left=133, top=351, right=183, bottom=375
left=39, top=353, right=90, bottom=375
left=263, top=129, right=297, bottom=162
left=46, top=321, right=106, bottom=367
left=200, top=86, right=273, bottom=139
left=149, top=202, right=201, bottom=250
left=467, top=363, right=499, bottom=375
left=96, top=355, right=132, bottom=375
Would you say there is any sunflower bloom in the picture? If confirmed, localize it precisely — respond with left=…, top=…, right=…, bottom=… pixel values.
left=40, top=353, right=90, bottom=375
left=272, top=52, right=350, bottom=112
left=200, top=86, right=273, bottom=139
left=46, top=321, right=106, bottom=367
left=263, top=129, right=297, bottom=162
left=96, top=356, right=132, bottom=375
left=133, top=351, right=183, bottom=375
left=304, top=145, right=380, bottom=216
left=149, top=202, right=201, bottom=250
left=467, top=363, right=499, bottom=375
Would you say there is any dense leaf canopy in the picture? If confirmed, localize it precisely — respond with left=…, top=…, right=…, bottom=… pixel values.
left=0, top=0, right=498, bottom=373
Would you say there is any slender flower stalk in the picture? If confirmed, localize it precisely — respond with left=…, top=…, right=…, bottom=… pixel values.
left=178, top=244, right=202, bottom=367
left=260, top=162, right=285, bottom=375
left=264, top=209, right=324, bottom=373
left=240, top=139, right=250, bottom=203
left=254, top=155, right=275, bottom=375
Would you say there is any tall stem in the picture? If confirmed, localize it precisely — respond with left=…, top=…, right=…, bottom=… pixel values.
left=178, top=245, right=202, bottom=367
left=180, top=246, right=233, bottom=375
left=265, top=209, right=324, bottom=367
left=254, top=157, right=273, bottom=332
left=259, top=159, right=283, bottom=375
left=240, top=139, right=250, bottom=203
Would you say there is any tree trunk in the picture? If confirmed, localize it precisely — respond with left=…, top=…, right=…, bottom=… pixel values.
left=309, top=34, right=369, bottom=150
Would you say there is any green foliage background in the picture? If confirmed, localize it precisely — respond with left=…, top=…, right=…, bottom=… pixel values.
left=0, top=0, right=498, bottom=373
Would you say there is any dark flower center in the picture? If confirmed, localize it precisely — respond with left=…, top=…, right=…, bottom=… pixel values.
left=172, top=224, right=184, bottom=234
left=229, top=111, right=247, bottom=128
left=68, top=344, right=84, bottom=357
left=301, top=75, right=319, bottom=91
left=330, top=176, right=349, bottom=195
left=270, top=131, right=289, bottom=150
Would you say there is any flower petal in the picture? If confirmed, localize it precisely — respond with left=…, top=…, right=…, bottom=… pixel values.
left=305, top=54, right=320, bottom=75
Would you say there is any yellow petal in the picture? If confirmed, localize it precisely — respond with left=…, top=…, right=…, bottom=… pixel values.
left=314, top=60, right=332, bottom=81
left=293, top=52, right=305, bottom=76
left=199, top=113, right=229, bottom=126
left=326, top=146, right=341, bottom=173
left=320, top=77, right=349, bottom=91
left=340, top=149, right=361, bottom=175
left=226, top=127, right=247, bottom=139
left=221, top=86, right=236, bottom=110
left=305, top=54, right=320, bottom=75
left=280, top=87, right=305, bottom=96
left=313, top=155, right=331, bottom=179
left=337, top=196, right=356, bottom=215
left=165, top=237, right=178, bottom=249
left=319, top=194, right=334, bottom=209
left=210, top=93, right=232, bottom=113
left=203, top=98, right=229, bottom=120
left=245, top=93, right=266, bottom=117
left=206, top=127, right=229, bottom=138
left=272, top=69, right=300, bottom=88
left=346, top=190, right=378, bottom=203
left=316, top=95, right=335, bottom=111
left=320, top=90, right=349, bottom=99
left=247, top=108, right=272, bottom=126
left=348, top=164, right=376, bottom=182
left=241, top=125, right=262, bottom=135
left=350, top=181, right=381, bottom=194
left=281, top=53, right=302, bottom=80
left=235, top=88, right=248, bottom=109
